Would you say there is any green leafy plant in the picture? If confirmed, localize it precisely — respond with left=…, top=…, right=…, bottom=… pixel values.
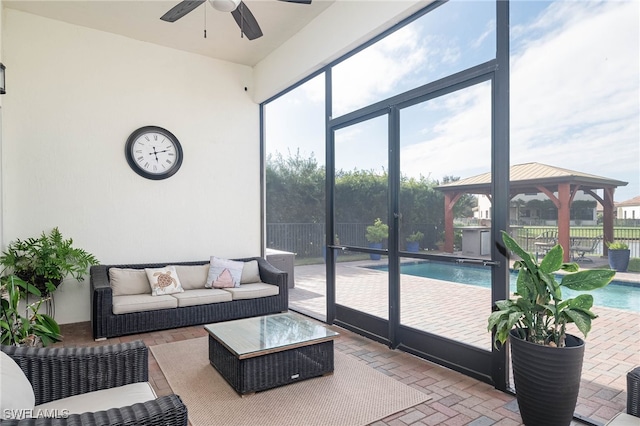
left=628, top=258, right=640, bottom=273
left=0, top=274, right=62, bottom=346
left=606, top=241, right=629, bottom=250
left=0, top=227, right=99, bottom=295
left=406, top=231, right=424, bottom=243
left=488, top=231, right=615, bottom=348
left=365, top=218, right=389, bottom=243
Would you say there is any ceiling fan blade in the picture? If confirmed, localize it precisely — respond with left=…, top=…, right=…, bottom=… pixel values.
left=160, top=0, right=206, bottom=22
left=231, top=1, right=263, bottom=40
left=278, top=0, right=312, bottom=4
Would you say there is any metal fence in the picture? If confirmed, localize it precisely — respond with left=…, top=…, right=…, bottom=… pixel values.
left=266, top=222, right=439, bottom=258
left=267, top=223, right=640, bottom=259
left=511, top=226, right=640, bottom=258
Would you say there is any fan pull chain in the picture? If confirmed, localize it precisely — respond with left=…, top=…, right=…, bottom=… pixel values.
left=203, top=3, right=207, bottom=39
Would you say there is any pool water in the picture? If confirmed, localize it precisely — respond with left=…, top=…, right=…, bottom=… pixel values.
left=368, top=261, right=640, bottom=312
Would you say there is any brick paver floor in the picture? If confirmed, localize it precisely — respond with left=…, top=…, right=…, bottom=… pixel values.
left=53, top=256, right=638, bottom=425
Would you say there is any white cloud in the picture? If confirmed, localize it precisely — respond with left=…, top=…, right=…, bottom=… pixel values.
left=400, top=1, right=639, bottom=200
left=510, top=0, right=639, bottom=200
left=331, top=25, right=427, bottom=116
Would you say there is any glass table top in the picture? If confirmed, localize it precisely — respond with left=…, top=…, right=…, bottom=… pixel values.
left=205, top=312, right=339, bottom=359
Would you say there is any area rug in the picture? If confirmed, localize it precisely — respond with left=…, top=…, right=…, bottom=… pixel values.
left=150, top=337, right=431, bottom=426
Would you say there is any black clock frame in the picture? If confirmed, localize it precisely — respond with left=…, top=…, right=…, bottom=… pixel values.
left=125, top=126, right=183, bottom=180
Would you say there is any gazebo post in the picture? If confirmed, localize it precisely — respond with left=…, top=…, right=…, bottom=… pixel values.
left=444, top=192, right=461, bottom=253
left=557, top=183, right=571, bottom=262
left=603, top=187, right=615, bottom=255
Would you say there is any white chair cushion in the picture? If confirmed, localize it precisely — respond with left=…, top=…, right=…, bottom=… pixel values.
left=171, top=288, right=232, bottom=307
left=223, top=283, right=279, bottom=300
left=0, top=351, right=36, bottom=419
left=240, top=260, right=261, bottom=284
left=35, top=382, right=156, bottom=415
left=109, top=268, right=151, bottom=296
left=605, top=412, right=640, bottom=426
left=174, top=264, right=209, bottom=290
left=112, top=294, right=178, bottom=314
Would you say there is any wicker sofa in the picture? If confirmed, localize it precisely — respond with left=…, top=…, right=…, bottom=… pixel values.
left=0, top=341, right=187, bottom=425
left=91, top=257, right=288, bottom=340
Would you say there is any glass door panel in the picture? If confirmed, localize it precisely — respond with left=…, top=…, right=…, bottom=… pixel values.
left=398, top=80, right=494, bottom=350
left=334, top=115, right=389, bottom=321
left=264, top=74, right=327, bottom=321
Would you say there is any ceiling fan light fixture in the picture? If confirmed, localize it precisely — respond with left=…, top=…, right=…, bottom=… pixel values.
left=209, top=0, right=241, bottom=12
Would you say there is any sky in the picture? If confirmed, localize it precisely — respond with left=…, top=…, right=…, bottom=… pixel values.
left=265, top=0, right=639, bottom=203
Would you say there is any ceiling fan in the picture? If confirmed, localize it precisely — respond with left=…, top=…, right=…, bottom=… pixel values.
left=160, top=0, right=312, bottom=40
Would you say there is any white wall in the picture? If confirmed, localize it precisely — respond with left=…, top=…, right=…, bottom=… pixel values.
left=2, top=9, right=260, bottom=323
left=253, top=0, right=427, bottom=103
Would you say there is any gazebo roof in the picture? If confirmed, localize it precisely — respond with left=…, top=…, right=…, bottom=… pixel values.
left=436, top=162, right=628, bottom=195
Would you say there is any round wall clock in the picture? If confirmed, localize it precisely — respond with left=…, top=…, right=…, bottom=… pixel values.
left=125, top=126, right=183, bottom=180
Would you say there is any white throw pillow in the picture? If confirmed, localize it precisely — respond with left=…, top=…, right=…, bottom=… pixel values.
left=206, top=257, right=243, bottom=289
left=240, top=260, right=261, bottom=284
left=145, top=266, right=184, bottom=296
left=0, top=351, right=36, bottom=419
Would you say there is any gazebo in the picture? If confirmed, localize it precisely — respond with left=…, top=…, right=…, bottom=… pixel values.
left=436, top=162, right=628, bottom=261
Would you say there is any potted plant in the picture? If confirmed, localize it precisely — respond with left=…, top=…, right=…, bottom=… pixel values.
left=0, top=274, right=62, bottom=346
left=406, top=231, right=424, bottom=253
left=487, top=231, right=615, bottom=426
left=365, top=218, right=388, bottom=260
left=0, top=227, right=99, bottom=296
left=607, top=241, right=630, bottom=272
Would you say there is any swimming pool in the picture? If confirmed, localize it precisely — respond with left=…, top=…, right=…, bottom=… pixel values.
left=368, top=261, right=640, bottom=312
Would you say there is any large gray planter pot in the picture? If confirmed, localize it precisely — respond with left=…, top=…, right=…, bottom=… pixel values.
left=608, top=249, right=630, bottom=272
left=368, top=242, right=382, bottom=260
left=509, top=329, right=585, bottom=426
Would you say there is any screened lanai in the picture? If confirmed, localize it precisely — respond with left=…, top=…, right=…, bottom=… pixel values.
left=436, top=162, right=628, bottom=261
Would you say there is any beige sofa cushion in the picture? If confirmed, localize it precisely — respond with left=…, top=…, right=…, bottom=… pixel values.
left=112, top=294, right=178, bottom=315
left=109, top=268, right=150, bottom=296
left=171, top=289, right=232, bottom=307
left=36, top=382, right=156, bottom=415
left=240, top=260, right=261, bottom=284
left=174, top=264, right=209, bottom=290
left=223, top=283, right=279, bottom=300
left=0, top=351, right=35, bottom=419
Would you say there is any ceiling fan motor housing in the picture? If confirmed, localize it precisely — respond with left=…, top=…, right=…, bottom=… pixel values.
left=209, top=0, right=241, bottom=12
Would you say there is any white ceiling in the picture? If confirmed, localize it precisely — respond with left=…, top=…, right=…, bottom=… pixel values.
left=4, top=0, right=335, bottom=66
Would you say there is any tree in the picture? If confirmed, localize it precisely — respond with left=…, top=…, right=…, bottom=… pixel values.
left=266, top=150, right=325, bottom=223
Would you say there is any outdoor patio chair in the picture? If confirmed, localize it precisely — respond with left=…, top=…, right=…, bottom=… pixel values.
left=571, top=235, right=602, bottom=262
left=0, top=340, right=188, bottom=425
left=534, top=230, right=557, bottom=259
left=606, top=366, right=640, bottom=425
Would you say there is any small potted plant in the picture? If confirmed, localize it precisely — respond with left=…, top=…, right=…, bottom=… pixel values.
left=365, top=218, right=388, bottom=260
left=606, top=241, right=630, bottom=272
left=0, top=274, right=62, bottom=346
left=405, top=231, right=424, bottom=253
left=0, top=227, right=99, bottom=296
left=488, top=231, right=615, bottom=426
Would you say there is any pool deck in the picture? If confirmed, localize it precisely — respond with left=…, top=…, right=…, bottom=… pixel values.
left=289, top=255, right=640, bottom=425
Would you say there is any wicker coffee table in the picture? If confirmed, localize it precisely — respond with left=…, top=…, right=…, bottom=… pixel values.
left=205, top=312, right=339, bottom=395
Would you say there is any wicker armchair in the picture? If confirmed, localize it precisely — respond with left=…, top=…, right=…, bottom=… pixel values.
left=606, top=366, right=640, bottom=425
left=0, top=341, right=187, bottom=426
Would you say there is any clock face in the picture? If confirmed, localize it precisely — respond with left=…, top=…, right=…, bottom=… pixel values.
left=125, top=126, right=183, bottom=180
